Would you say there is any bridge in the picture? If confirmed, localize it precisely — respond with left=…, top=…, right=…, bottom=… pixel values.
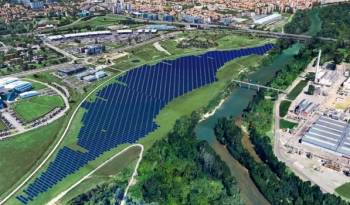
left=231, top=79, right=286, bottom=93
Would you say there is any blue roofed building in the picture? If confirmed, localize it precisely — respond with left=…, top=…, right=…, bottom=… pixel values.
left=4, top=81, right=32, bottom=93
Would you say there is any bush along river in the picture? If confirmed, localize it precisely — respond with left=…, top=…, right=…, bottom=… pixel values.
left=195, top=43, right=302, bottom=205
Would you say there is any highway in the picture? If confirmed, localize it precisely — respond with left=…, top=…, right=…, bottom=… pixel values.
left=121, top=15, right=338, bottom=42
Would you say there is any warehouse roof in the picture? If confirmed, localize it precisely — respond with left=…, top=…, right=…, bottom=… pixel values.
left=47, top=31, right=112, bottom=41
left=302, top=116, right=350, bottom=156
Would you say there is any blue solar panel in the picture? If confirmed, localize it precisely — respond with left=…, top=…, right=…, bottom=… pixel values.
left=17, top=44, right=273, bottom=204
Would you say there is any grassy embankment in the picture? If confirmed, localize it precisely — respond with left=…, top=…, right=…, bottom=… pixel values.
left=4, top=33, right=270, bottom=204
left=0, top=119, right=64, bottom=196
left=58, top=146, right=141, bottom=204
left=12, top=96, right=65, bottom=123
left=336, top=182, right=350, bottom=200
left=286, top=80, right=308, bottom=100
left=279, top=100, right=292, bottom=118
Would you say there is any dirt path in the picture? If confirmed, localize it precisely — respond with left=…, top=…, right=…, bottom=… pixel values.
left=153, top=42, right=171, bottom=56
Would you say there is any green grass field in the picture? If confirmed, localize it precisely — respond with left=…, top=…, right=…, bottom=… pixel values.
left=287, top=80, right=308, bottom=100
left=30, top=81, right=47, bottom=90
left=12, top=96, right=65, bottom=123
left=336, top=182, right=350, bottom=200
left=280, top=119, right=298, bottom=129
left=0, top=119, right=64, bottom=196
left=279, top=100, right=292, bottom=118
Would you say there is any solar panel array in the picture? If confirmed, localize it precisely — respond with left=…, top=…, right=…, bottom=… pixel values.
left=302, top=116, right=350, bottom=156
left=16, top=44, right=273, bottom=204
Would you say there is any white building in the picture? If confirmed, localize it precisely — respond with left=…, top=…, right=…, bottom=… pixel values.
left=253, top=13, right=282, bottom=25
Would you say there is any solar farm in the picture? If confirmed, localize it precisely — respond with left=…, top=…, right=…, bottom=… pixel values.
left=16, top=44, right=274, bottom=204
left=302, top=116, right=350, bottom=156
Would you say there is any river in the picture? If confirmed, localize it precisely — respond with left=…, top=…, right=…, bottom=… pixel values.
left=195, top=43, right=302, bottom=205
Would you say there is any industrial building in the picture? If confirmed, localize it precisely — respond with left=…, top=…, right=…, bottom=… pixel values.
left=81, top=70, right=107, bottom=82
left=302, top=116, right=350, bottom=156
left=84, top=44, right=105, bottom=55
left=253, top=13, right=282, bottom=25
left=47, top=31, right=112, bottom=41
left=0, top=77, right=33, bottom=102
left=116, top=29, right=133, bottom=34
left=57, top=64, right=86, bottom=77
left=4, top=81, right=32, bottom=93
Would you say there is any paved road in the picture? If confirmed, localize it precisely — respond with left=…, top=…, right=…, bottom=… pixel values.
left=44, top=42, right=78, bottom=61
left=2, top=63, right=70, bottom=78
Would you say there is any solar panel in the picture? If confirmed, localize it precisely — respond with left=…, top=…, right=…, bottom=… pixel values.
left=17, top=44, right=274, bottom=204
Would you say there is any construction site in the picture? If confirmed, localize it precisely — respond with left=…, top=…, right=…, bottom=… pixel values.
left=277, top=50, right=350, bottom=193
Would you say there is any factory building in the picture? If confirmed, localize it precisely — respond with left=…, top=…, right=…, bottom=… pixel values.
left=0, top=78, right=32, bottom=102
left=84, top=44, right=105, bottom=55
left=302, top=116, right=350, bottom=156
left=116, top=29, right=133, bottom=34
left=82, top=75, right=97, bottom=82
left=253, top=13, right=282, bottom=25
left=4, top=81, right=32, bottom=93
left=47, top=31, right=112, bottom=41
left=57, top=64, right=86, bottom=77
left=95, top=71, right=107, bottom=79
left=81, top=70, right=107, bottom=82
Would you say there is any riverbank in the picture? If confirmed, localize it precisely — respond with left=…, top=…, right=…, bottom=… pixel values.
left=195, top=43, right=303, bottom=205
